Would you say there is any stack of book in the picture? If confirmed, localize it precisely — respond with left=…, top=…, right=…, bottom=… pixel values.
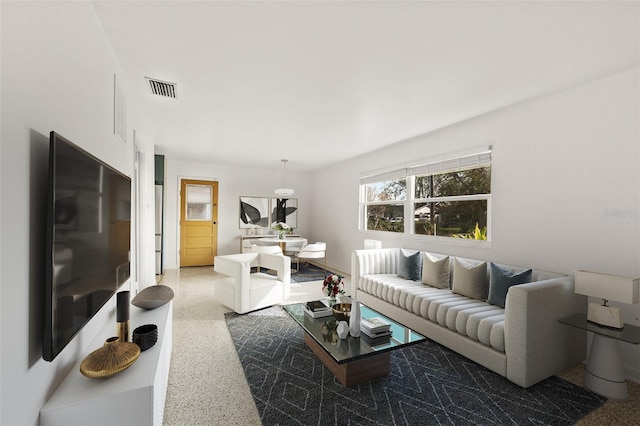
left=303, top=300, right=333, bottom=318
left=360, top=317, right=392, bottom=344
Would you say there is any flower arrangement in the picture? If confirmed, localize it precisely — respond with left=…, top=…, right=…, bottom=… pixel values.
left=272, top=222, right=292, bottom=233
left=322, top=274, right=345, bottom=300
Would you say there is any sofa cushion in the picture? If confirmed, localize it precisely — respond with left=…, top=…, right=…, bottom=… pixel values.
left=360, top=271, right=506, bottom=353
left=398, top=249, right=422, bottom=281
left=487, top=263, right=532, bottom=308
left=421, top=253, right=450, bottom=289
left=452, top=258, right=488, bottom=300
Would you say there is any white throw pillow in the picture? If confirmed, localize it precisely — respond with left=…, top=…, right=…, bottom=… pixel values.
left=421, top=253, right=450, bottom=289
left=452, top=258, right=488, bottom=300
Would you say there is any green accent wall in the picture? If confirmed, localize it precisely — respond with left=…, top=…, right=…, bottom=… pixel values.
left=155, top=155, right=164, bottom=185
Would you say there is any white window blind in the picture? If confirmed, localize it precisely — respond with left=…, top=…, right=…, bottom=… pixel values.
left=360, top=149, right=491, bottom=184
left=359, top=168, right=407, bottom=185
left=407, top=150, right=492, bottom=177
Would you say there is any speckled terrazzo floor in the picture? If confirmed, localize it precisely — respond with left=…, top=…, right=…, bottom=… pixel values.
left=161, top=266, right=329, bottom=425
left=160, top=266, right=639, bottom=425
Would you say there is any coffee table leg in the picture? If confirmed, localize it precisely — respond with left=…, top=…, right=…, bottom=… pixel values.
left=304, top=333, right=390, bottom=387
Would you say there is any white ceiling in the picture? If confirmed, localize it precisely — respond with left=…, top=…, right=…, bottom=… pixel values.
left=92, top=1, right=638, bottom=172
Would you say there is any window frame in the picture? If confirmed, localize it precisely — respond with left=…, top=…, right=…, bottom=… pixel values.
left=359, top=178, right=407, bottom=234
left=359, top=150, right=492, bottom=245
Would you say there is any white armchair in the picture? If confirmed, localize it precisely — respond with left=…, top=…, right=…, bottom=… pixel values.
left=213, top=252, right=291, bottom=314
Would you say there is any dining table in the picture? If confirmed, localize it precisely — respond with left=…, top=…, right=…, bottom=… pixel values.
left=259, top=236, right=307, bottom=253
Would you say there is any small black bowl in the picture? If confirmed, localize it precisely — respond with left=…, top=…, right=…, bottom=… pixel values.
left=133, top=324, right=158, bottom=351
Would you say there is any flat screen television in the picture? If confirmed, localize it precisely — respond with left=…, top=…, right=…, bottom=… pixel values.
left=43, top=131, right=131, bottom=362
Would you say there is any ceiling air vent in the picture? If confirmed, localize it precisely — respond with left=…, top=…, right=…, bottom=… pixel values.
left=145, top=77, right=177, bottom=99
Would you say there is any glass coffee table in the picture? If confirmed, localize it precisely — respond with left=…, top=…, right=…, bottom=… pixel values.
left=283, top=301, right=425, bottom=387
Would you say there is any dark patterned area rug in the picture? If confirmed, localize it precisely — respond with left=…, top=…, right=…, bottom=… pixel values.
left=225, top=307, right=605, bottom=426
left=259, top=263, right=337, bottom=283
left=291, top=263, right=337, bottom=283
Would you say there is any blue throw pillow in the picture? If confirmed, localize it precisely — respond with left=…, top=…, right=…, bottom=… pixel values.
left=398, top=249, right=422, bottom=281
left=488, top=263, right=532, bottom=308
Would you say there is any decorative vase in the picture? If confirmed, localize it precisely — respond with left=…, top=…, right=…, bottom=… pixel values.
left=349, top=300, right=361, bottom=337
left=133, top=324, right=158, bottom=351
left=131, top=285, right=174, bottom=310
left=116, top=291, right=130, bottom=342
left=336, top=321, right=349, bottom=339
left=278, top=231, right=285, bottom=240
left=332, top=302, right=352, bottom=322
left=327, top=296, right=337, bottom=307
left=80, top=336, right=141, bottom=379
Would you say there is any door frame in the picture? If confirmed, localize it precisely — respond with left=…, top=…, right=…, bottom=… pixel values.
left=132, top=132, right=144, bottom=295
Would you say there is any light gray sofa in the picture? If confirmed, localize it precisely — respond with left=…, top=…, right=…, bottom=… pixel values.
left=351, top=248, right=586, bottom=388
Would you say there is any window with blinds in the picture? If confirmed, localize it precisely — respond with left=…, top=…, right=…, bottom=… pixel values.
left=185, top=184, right=212, bottom=221
left=359, top=149, right=492, bottom=240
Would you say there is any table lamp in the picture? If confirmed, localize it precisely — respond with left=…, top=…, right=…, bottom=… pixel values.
left=575, top=270, right=639, bottom=329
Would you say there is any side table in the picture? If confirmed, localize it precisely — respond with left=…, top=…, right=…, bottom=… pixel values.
left=559, top=313, right=640, bottom=400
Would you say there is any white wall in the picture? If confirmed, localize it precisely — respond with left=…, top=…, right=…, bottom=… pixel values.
left=310, top=69, right=640, bottom=382
left=161, top=159, right=312, bottom=269
left=134, top=134, right=159, bottom=290
left=0, top=3, right=156, bottom=424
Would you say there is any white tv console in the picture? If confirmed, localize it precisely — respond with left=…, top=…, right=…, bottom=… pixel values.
left=40, top=302, right=173, bottom=425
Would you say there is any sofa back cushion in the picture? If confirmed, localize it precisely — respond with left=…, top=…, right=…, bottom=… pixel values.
left=421, top=252, right=450, bottom=289
left=487, top=263, right=532, bottom=308
left=452, top=257, right=488, bottom=300
left=398, top=249, right=422, bottom=281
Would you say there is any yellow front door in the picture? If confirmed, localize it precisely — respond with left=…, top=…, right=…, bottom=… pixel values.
left=180, top=179, right=218, bottom=267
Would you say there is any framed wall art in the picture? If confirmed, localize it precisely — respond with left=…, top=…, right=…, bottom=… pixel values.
left=239, top=196, right=269, bottom=228
left=270, top=197, right=297, bottom=228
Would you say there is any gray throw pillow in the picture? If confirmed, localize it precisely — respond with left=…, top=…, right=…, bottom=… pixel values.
left=398, top=249, right=422, bottom=281
left=488, top=263, right=532, bottom=308
left=452, top=258, right=488, bottom=300
left=421, top=253, right=450, bottom=289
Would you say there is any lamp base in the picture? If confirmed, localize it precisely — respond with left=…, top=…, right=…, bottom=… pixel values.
left=587, top=303, right=623, bottom=328
left=584, top=334, right=628, bottom=400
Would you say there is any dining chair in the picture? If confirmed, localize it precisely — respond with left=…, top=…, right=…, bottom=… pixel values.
left=284, top=238, right=308, bottom=257
left=241, top=239, right=255, bottom=253
left=252, top=244, right=283, bottom=255
left=295, top=242, right=326, bottom=273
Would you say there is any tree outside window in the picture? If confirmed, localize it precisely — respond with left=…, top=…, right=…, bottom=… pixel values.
left=360, top=153, right=491, bottom=240
left=363, top=179, right=406, bottom=233
left=414, top=166, right=491, bottom=238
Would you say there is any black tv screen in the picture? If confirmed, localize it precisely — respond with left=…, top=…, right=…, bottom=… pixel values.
left=43, top=131, right=131, bottom=362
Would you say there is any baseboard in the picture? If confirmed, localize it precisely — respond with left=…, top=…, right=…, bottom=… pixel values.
left=303, top=260, right=350, bottom=280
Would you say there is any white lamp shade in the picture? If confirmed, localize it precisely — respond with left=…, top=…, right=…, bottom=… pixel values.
left=575, top=270, right=640, bottom=304
left=274, top=188, right=294, bottom=196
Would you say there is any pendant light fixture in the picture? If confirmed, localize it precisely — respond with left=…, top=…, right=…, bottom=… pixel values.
left=274, top=159, right=294, bottom=197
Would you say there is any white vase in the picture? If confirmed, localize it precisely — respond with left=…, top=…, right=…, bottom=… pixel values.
left=336, top=321, right=349, bottom=339
left=349, top=300, right=361, bottom=337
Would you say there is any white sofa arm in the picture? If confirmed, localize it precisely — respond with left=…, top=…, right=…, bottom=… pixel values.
left=258, top=253, right=291, bottom=299
left=351, top=248, right=400, bottom=296
left=214, top=254, right=255, bottom=312
left=505, top=276, right=587, bottom=387
left=214, top=254, right=252, bottom=278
